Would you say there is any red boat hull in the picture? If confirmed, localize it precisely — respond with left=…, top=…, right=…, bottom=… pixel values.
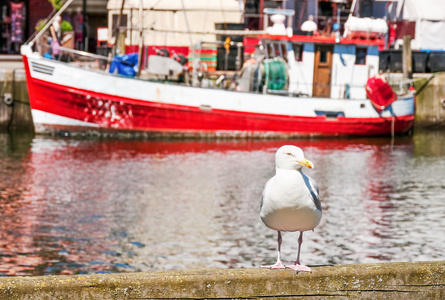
left=23, top=56, right=415, bottom=138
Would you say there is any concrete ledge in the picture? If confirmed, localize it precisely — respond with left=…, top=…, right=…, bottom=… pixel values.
left=0, top=55, right=24, bottom=71
left=0, top=261, right=444, bottom=299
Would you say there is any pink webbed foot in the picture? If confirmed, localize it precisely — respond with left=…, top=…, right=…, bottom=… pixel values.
left=285, top=264, right=312, bottom=273
left=260, top=261, right=286, bottom=269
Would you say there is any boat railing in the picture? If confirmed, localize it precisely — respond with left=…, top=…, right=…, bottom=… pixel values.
left=36, top=42, right=112, bottom=72
left=58, top=46, right=113, bottom=63
left=34, top=41, right=413, bottom=98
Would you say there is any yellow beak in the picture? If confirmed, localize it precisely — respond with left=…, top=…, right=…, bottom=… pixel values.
left=299, top=159, right=314, bottom=169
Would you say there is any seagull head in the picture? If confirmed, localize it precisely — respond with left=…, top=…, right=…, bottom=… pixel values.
left=275, top=145, right=314, bottom=170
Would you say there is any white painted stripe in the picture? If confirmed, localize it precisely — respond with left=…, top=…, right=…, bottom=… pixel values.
left=32, top=110, right=99, bottom=127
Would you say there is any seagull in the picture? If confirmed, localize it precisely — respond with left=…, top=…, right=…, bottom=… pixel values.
left=260, top=145, right=322, bottom=273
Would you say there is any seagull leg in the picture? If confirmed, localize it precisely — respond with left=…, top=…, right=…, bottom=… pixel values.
left=285, top=231, right=311, bottom=273
left=261, top=231, right=285, bottom=269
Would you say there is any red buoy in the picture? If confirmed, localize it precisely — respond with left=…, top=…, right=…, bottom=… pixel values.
left=366, top=75, right=397, bottom=113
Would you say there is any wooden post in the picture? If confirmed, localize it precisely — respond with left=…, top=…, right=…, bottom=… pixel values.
left=137, top=0, right=143, bottom=77
left=112, top=0, right=126, bottom=56
left=9, top=69, right=33, bottom=132
left=117, top=32, right=126, bottom=56
left=260, top=0, right=264, bottom=30
left=403, top=35, right=412, bottom=79
left=0, top=69, right=33, bottom=132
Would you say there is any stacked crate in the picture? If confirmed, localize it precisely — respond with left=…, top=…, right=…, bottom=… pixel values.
left=188, top=47, right=217, bottom=72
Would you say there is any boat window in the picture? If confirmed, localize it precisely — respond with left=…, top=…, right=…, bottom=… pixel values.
left=274, top=43, right=282, bottom=57
left=359, top=0, right=373, bottom=18
left=267, top=43, right=275, bottom=58
left=280, top=43, right=287, bottom=58
left=320, top=49, right=328, bottom=63
left=355, top=47, right=367, bottom=65
left=112, top=14, right=128, bottom=36
left=266, top=42, right=287, bottom=59
left=275, top=43, right=282, bottom=57
left=281, top=44, right=287, bottom=57
left=292, top=43, right=303, bottom=61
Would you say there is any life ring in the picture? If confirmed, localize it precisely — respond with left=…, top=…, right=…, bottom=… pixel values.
left=365, top=74, right=397, bottom=113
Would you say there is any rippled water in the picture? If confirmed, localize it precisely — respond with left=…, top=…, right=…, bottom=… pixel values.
left=0, top=131, right=444, bottom=276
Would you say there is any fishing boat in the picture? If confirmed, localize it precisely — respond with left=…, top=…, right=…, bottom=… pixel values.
left=20, top=0, right=415, bottom=138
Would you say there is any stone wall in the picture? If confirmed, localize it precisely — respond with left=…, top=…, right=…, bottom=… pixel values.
left=414, top=73, right=445, bottom=129
left=0, top=68, right=33, bottom=132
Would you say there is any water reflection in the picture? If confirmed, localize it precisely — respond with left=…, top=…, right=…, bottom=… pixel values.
left=0, top=132, right=444, bottom=276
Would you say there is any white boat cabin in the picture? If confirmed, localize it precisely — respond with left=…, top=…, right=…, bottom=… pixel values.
left=236, top=9, right=385, bottom=101
left=257, top=35, right=381, bottom=100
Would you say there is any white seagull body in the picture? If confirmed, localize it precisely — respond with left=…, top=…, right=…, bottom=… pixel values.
left=260, top=145, right=322, bottom=272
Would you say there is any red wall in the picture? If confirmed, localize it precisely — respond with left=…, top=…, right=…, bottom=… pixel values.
left=27, top=0, right=53, bottom=37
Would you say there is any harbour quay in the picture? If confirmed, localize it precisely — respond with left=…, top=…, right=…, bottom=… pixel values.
left=0, top=261, right=443, bottom=299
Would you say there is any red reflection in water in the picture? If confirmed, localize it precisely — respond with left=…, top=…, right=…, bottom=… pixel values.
left=363, top=141, right=413, bottom=260
left=28, top=137, right=413, bottom=157
left=0, top=136, right=414, bottom=275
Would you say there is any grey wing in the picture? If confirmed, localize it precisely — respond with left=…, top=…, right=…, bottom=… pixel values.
left=302, top=173, right=322, bottom=212
left=260, top=178, right=272, bottom=211
left=260, top=193, right=264, bottom=211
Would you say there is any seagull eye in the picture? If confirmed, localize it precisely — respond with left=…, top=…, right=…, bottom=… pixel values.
left=287, top=153, right=292, bottom=156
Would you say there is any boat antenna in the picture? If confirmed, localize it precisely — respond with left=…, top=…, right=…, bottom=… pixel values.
left=137, top=0, right=143, bottom=76
left=112, top=0, right=126, bottom=56
left=343, top=0, right=357, bottom=38
left=202, top=0, right=210, bottom=33
left=180, top=0, right=196, bottom=82
left=219, top=0, right=228, bottom=31
left=180, top=0, right=194, bottom=47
